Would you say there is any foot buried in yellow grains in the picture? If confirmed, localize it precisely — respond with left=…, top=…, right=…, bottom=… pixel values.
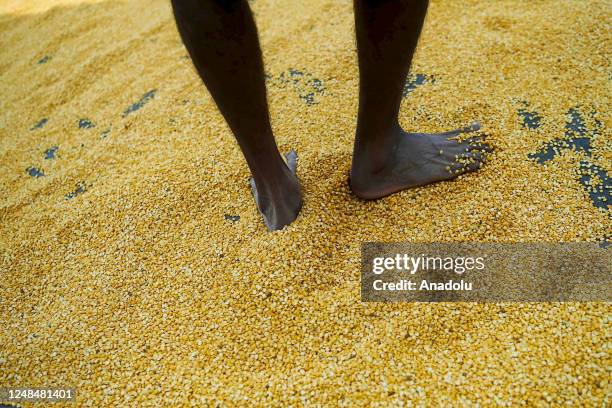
left=250, top=150, right=302, bottom=231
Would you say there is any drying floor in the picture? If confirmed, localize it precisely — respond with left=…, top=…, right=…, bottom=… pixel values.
left=0, top=0, right=610, bottom=406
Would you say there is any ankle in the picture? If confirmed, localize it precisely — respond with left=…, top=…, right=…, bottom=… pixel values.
left=250, top=152, right=288, bottom=183
left=352, top=122, right=402, bottom=175
left=253, top=163, right=299, bottom=198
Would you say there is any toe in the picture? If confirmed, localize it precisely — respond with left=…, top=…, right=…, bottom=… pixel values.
left=463, top=135, right=488, bottom=144
left=440, top=121, right=481, bottom=139
left=467, top=150, right=486, bottom=163
left=460, top=134, right=492, bottom=153
left=464, top=150, right=487, bottom=164
left=467, top=142, right=493, bottom=153
left=464, top=159, right=484, bottom=172
left=449, top=162, right=477, bottom=176
left=463, top=144, right=493, bottom=153
left=449, top=151, right=485, bottom=176
left=448, top=162, right=468, bottom=177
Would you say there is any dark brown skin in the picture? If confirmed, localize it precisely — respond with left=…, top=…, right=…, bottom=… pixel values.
left=171, top=0, right=301, bottom=231
left=171, top=0, right=490, bottom=230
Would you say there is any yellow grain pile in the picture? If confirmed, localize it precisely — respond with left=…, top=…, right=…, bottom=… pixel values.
left=0, top=0, right=610, bottom=406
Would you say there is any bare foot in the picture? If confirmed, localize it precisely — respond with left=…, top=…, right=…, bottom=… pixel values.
left=350, top=122, right=492, bottom=199
left=250, top=150, right=302, bottom=231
